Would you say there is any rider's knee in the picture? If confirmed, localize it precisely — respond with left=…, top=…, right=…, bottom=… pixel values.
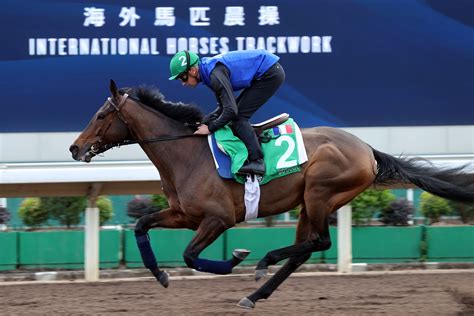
left=231, top=116, right=249, bottom=128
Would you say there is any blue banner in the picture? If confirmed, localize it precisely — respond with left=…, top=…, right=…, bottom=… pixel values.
left=1, top=0, right=473, bottom=132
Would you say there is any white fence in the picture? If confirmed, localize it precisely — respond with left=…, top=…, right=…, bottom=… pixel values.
left=1, top=160, right=163, bottom=281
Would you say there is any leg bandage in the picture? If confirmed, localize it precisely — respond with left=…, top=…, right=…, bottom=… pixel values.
left=135, top=233, right=158, bottom=270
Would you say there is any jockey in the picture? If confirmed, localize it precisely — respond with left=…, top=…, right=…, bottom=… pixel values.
left=169, top=49, right=285, bottom=175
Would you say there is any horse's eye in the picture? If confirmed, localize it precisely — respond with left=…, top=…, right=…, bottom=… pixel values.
left=97, top=113, right=105, bottom=120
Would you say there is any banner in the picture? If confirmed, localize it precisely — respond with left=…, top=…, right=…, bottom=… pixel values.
left=1, top=0, right=473, bottom=132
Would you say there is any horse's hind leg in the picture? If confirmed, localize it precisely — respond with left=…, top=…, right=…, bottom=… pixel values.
left=238, top=252, right=311, bottom=309
left=238, top=208, right=320, bottom=308
left=240, top=178, right=374, bottom=307
left=253, top=204, right=330, bottom=281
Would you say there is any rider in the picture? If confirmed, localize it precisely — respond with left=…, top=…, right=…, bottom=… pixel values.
left=169, top=49, right=285, bottom=175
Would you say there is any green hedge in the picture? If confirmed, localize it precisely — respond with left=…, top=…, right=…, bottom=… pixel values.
left=1, top=226, right=473, bottom=271
left=426, top=226, right=474, bottom=262
left=225, top=227, right=323, bottom=265
left=124, top=229, right=224, bottom=267
left=323, top=227, right=423, bottom=263
left=18, top=230, right=121, bottom=269
left=0, top=232, right=17, bottom=270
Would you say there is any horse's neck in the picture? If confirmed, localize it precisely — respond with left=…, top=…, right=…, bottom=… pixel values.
left=121, top=101, right=207, bottom=186
left=123, top=101, right=185, bottom=139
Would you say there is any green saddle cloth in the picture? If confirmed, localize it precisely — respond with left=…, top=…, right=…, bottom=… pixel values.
left=213, top=118, right=308, bottom=185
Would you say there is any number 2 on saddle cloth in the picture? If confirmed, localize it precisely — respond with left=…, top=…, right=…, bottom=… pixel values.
left=209, top=116, right=308, bottom=185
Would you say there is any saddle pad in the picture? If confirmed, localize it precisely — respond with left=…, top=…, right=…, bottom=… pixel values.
left=208, top=118, right=308, bottom=185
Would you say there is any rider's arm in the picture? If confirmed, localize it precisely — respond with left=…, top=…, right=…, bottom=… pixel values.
left=206, top=63, right=237, bottom=132
left=202, top=106, right=222, bottom=125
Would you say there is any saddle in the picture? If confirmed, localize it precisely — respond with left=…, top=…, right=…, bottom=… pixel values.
left=252, top=113, right=290, bottom=139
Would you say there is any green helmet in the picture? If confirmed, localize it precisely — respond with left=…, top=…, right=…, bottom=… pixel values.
left=169, top=50, right=200, bottom=80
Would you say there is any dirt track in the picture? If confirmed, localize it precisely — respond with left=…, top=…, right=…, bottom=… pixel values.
left=1, top=271, right=473, bottom=315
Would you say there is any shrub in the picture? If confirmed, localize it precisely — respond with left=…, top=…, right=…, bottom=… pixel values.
left=151, top=194, right=169, bottom=210
left=127, top=196, right=156, bottom=219
left=289, top=205, right=302, bottom=220
left=18, top=198, right=49, bottom=229
left=351, top=189, right=396, bottom=226
left=420, top=192, right=452, bottom=224
left=0, top=207, right=11, bottom=225
left=42, top=197, right=87, bottom=228
left=450, top=201, right=474, bottom=224
left=96, top=196, right=114, bottom=226
left=380, top=198, right=414, bottom=226
left=41, top=196, right=113, bottom=227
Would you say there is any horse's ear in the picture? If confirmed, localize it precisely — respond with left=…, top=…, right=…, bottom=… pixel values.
left=109, top=79, right=119, bottom=98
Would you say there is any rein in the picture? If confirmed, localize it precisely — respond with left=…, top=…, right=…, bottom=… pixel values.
left=104, top=94, right=199, bottom=150
left=106, top=133, right=197, bottom=149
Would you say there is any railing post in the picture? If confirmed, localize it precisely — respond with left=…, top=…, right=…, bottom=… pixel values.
left=85, top=206, right=99, bottom=281
left=407, top=188, right=414, bottom=203
left=337, top=205, right=352, bottom=273
left=0, top=198, right=6, bottom=231
left=85, top=183, right=102, bottom=282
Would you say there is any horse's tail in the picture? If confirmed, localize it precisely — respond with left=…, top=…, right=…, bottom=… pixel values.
left=372, top=148, right=474, bottom=204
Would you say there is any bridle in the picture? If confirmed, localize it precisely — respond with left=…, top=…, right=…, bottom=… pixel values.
left=107, top=93, right=130, bottom=125
left=100, top=93, right=198, bottom=150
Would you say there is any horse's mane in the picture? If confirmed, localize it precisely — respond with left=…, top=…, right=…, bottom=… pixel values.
left=121, top=86, right=204, bottom=124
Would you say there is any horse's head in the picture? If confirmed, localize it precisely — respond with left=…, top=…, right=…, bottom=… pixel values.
left=69, top=80, right=132, bottom=162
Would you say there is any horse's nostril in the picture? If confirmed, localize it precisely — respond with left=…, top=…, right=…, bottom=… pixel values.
left=69, top=145, right=79, bottom=155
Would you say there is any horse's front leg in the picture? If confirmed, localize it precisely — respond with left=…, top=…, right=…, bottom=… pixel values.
left=134, top=208, right=187, bottom=288
left=183, top=216, right=250, bottom=275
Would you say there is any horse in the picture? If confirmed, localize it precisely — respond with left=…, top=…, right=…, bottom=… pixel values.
left=70, top=80, right=474, bottom=309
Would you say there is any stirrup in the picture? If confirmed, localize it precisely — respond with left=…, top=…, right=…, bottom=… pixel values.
left=237, top=160, right=265, bottom=176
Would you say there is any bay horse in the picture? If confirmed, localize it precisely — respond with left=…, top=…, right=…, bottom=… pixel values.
left=70, top=80, right=474, bottom=309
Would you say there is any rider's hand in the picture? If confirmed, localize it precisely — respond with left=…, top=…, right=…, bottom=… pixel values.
left=194, top=124, right=211, bottom=135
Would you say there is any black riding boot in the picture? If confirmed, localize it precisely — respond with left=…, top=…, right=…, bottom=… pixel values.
left=232, top=118, right=265, bottom=175
left=239, top=158, right=265, bottom=175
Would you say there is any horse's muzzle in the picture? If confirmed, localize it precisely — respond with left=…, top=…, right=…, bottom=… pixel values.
left=69, top=144, right=94, bottom=162
left=69, top=144, right=79, bottom=160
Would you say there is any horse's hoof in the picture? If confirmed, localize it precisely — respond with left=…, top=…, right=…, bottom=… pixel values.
left=232, top=249, right=251, bottom=260
left=255, top=269, right=268, bottom=281
left=237, top=297, right=255, bottom=309
left=157, top=271, right=169, bottom=288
